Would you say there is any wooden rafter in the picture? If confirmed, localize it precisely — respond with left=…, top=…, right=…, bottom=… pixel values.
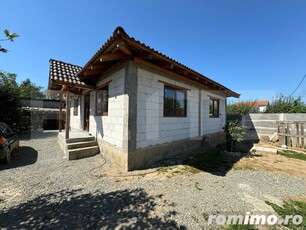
left=98, top=52, right=126, bottom=62
left=83, top=68, right=105, bottom=77
left=51, top=80, right=95, bottom=90
left=116, top=41, right=132, bottom=56
left=49, top=89, right=82, bottom=96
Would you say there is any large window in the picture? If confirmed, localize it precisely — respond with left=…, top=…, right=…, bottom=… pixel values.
left=96, top=84, right=109, bottom=116
left=73, top=98, right=78, bottom=116
left=209, top=98, right=219, bottom=118
left=164, top=85, right=187, bottom=117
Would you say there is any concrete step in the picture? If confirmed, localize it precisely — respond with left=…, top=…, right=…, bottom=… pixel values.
left=68, top=146, right=99, bottom=160
left=67, top=140, right=97, bottom=150
left=66, top=136, right=95, bottom=143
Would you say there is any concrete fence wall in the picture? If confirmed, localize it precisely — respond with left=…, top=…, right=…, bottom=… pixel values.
left=228, top=113, right=306, bottom=141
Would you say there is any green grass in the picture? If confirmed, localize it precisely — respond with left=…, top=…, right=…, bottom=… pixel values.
left=278, top=150, right=306, bottom=161
left=226, top=224, right=258, bottom=230
left=266, top=199, right=306, bottom=229
left=184, top=146, right=226, bottom=172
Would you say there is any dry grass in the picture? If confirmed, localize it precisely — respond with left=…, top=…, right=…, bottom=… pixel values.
left=234, top=151, right=306, bottom=178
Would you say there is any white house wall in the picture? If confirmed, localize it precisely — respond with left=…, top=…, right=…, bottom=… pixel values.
left=70, top=68, right=126, bottom=148
left=201, top=92, right=226, bottom=135
left=70, top=97, right=81, bottom=131
left=136, top=68, right=226, bottom=150
left=90, top=68, right=125, bottom=148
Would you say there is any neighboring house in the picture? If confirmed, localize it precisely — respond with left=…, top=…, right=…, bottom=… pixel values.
left=21, top=98, right=65, bottom=130
left=48, top=27, right=239, bottom=171
left=234, top=100, right=269, bottom=112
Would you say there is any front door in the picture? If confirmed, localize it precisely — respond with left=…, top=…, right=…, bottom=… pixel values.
left=84, top=94, right=90, bottom=132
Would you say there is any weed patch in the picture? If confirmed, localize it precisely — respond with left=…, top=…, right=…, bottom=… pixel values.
left=225, top=224, right=258, bottom=230
left=278, top=150, right=306, bottom=161
left=266, top=199, right=306, bottom=229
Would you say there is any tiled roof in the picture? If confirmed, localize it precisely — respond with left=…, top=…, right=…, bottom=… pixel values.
left=78, top=27, right=239, bottom=97
left=234, top=100, right=269, bottom=107
left=49, top=59, right=85, bottom=86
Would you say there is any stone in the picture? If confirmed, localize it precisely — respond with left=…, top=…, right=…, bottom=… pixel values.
left=270, top=132, right=279, bottom=143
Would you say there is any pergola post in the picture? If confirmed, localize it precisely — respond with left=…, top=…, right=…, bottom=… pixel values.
left=65, top=87, right=70, bottom=139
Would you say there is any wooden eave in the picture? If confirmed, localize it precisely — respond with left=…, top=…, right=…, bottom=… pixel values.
left=77, top=27, right=240, bottom=98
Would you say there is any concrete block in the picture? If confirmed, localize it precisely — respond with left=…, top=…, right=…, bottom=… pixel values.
left=251, top=145, right=278, bottom=154
left=270, top=132, right=279, bottom=143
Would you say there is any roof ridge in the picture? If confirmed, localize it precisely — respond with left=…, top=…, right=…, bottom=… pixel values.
left=113, top=26, right=128, bottom=37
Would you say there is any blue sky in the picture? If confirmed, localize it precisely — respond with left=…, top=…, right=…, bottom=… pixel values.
left=1, top=0, right=306, bottom=102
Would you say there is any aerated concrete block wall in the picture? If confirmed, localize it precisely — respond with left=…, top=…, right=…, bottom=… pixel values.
left=136, top=68, right=199, bottom=149
left=70, top=98, right=81, bottom=131
left=89, top=68, right=126, bottom=148
left=242, top=113, right=306, bottom=140
left=136, top=67, right=227, bottom=150
left=201, top=92, right=226, bottom=135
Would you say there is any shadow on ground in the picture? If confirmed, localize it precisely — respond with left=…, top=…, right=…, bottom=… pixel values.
left=0, top=146, right=37, bottom=171
left=154, top=141, right=257, bottom=177
left=0, top=188, right=185, bottom=229
left=18, top=130, right=58, bottom=140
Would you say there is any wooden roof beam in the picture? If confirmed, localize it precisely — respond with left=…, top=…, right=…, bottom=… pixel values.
left=84, top=68, right=104, bottom=77
left=157, top=61, right=174, bottom=69
left=116, top=41, right=132, bottom=56
left=61, top=85, right=67, bottom=91
left=97, top=52, right=126, bottom=62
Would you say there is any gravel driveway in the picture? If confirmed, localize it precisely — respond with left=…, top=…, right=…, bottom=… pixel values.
left=1, top=131, right=306, bottom=229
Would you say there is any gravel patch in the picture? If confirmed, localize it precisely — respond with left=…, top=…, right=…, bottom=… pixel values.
left=1, top=131, right=306, bottom=229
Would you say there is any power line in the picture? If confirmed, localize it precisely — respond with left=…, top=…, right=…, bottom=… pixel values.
left=289, top=73, right=306, bottom=97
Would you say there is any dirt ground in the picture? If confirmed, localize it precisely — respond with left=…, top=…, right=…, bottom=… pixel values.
left=233, top=145, right=306, bottom=178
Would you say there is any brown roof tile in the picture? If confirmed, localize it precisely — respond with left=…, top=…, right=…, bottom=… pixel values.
left=78, top=27, right=239, bottom=98
left=49, top=59, right=86, bottom=86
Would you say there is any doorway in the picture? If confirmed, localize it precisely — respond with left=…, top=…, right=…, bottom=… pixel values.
left=84, top=94, right=90, bottom=132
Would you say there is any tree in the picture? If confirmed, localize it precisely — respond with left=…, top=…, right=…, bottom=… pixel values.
left=227, top=101, right=258, bottom=115
left=0, top=29, right=19, bottom=53
left=19, top=78, right=46, bottom=99
left=43, top=88, right=60, bottom=100
left=225, top=120, right=246, bottom=152
left=266, top=95, right=306, bottom=113
left=0, top=71, right=21, bottom=125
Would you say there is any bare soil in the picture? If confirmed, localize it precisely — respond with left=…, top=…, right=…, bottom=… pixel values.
left=234, top=148, right=306, bottom=178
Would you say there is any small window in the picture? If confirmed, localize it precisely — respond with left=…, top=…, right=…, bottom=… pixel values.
left=96, top=84, right=109, bottom=116
left=209, top=98, right=219, bottom=118
left=164, top=85, right=187, bottom=117
left=73, top=98, right=78, bottom=116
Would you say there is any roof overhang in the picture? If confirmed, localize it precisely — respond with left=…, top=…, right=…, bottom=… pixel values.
left=77, top=27, right=240, bottom=98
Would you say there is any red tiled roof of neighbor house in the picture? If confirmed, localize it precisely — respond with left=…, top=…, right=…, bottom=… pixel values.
left=234, top=100, right=269, bottom=107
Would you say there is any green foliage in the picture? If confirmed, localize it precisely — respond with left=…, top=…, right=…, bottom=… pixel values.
left=0, top=71, right=21, bottom=125
left=184, top=145, right=226, bottom=171
left=266, top=95, right=306, bottom=113
left=19, top=78, right=46, bottom=99
left=0, top=29, right=19, bottom=53
left=226, top=224, right=258, bottom=230
left=278, top=150, right=306, bottom=161
left=225, top=120, right=246, bottom=152
left=0, top=71, right=48, bottom=126
left=266, top=199, right=306, bottom=229
left=227, top=101, right=257, bottom=115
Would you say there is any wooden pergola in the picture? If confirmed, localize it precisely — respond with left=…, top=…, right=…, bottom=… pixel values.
left=48, top=59, right=95, bottom=139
